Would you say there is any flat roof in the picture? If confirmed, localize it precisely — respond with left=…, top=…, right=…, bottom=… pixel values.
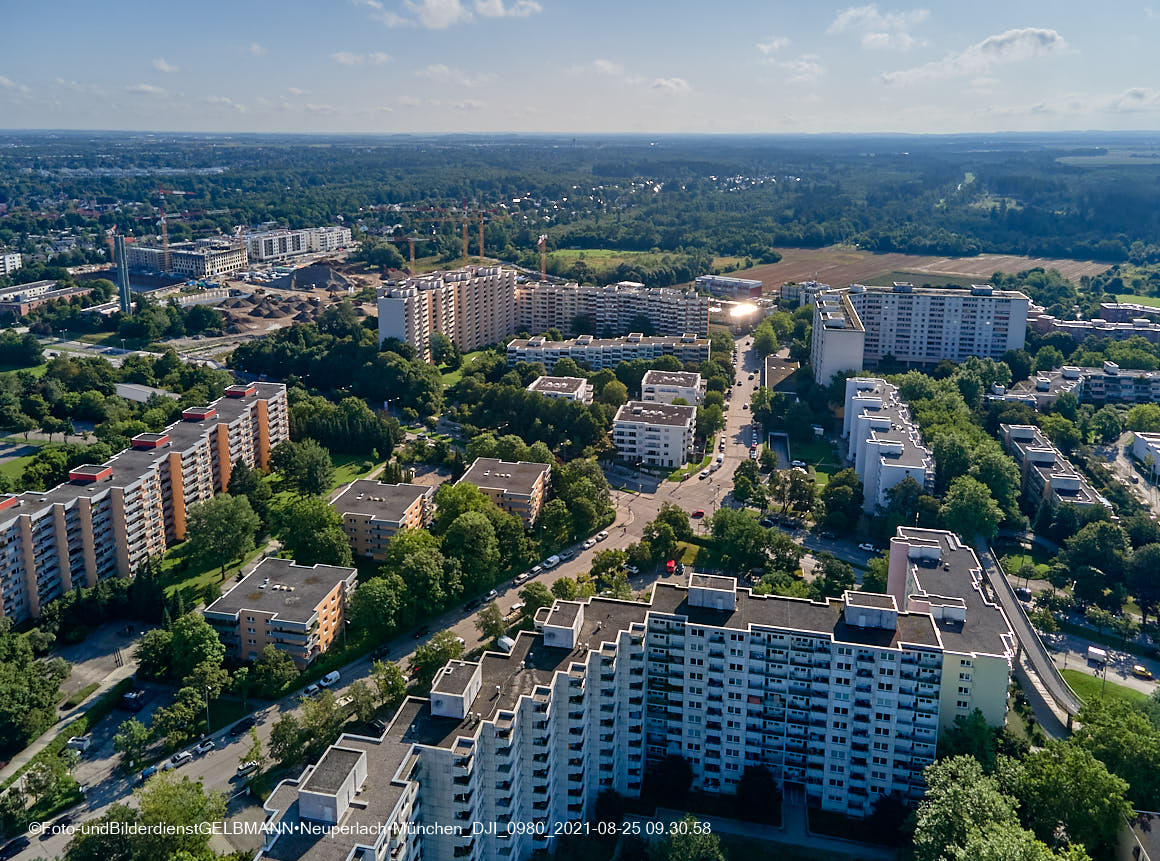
left=204, top=557, right=355, bottom=623
left=764, top=355, right=800, bottom=390
left=614, top=400, right=697, bottom=427
left=544, top=601, right=581, bottom=627
left=690, top=573, right=736, bottom=591
left=509, top=334, right=709, bottom=349
left=1000, top=424, right=1100, bottom=507
left=458, top=458, right=550, bottom=497
left=847, top=378, right=932, bottom=470
left=846, top=591, right=896, bottom=609
left=815, top=290, right=865, bottom=332
left=331, top=480, right=430, bottom=522
left=300, top=747, right=363, bottom=795
left=642, top=370, right=702, bottom=387
left=431, top=660, right=479, bottom=696
left=527, top=375, right=588, bottom=395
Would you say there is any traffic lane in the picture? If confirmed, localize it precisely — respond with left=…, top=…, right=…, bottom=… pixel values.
left=1047, top=631, right=1160, bottom=696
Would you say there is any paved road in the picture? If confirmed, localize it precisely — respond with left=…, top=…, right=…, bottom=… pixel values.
left=1047, top=631, right=1159, bottom=696
left=973, top=540, right=1083, bottom=717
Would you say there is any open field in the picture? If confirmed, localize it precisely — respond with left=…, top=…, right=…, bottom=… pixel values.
left=1057, top=149, right=1160, bottom=166
left=1116, top=293, right=1160, bottom=307
left=720, top=245, right=1110, bottom=292
left=1061, top=668, right=1150, bottom=707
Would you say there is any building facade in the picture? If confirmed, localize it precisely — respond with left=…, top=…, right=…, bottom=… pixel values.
left=812, top=284, right=1030, bottom=382
left=331, top=480, right=434, bottom=561
left=507, top=333, right=711, bottom=372
left=458, top=458, right=551, bottom=527
left=378, top=267, right=517, bottom=363
left=999, top=424, right=1101, bottom=512
left=640, top=370, right=705, bottom=405
left=203, top=557, right=357, bottom=666
left=525, top=376, right=594, bottom=404
left=515, top=281, right=709, bottom=337
left=126, top=239, right=248, bottom=279
left=694, top=275, right=763, bottom=298
left=0, top=382, right=288, bottom=623
left=613, top=401, right=697, bottom=468
left=244, top=226, right=353, bottom=262
left=257, top=542, right=1013, bottom=861
left=0, top=252, right=22, bottom=277
left=843, top=378, right=934, bottom=513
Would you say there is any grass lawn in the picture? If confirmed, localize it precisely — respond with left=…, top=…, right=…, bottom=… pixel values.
left=1061, top=668, right=1150, bottom=707
left=207, top=694, right=257, bottom=734
left=59, top=682, right=100, bottom=710
left=159, top=540, right=268, bottom=605
left=440, top=349, right=486, bottom=387
left=331, top=453, right=380, bottom=489
left=788, top=438, right=841, bottom=487
left=668, top=454, right=712, bottom=482
left=0, top=362, right=47, bottom=377
left=996, top=546, right=1051, bottom=578
left=1116, top=293, right=1160, bottom=308
left=0, top=452, right=38, bottom=483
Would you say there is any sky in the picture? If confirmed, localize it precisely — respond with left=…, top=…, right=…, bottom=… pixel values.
left=1, top=0, right=1159, bottom=134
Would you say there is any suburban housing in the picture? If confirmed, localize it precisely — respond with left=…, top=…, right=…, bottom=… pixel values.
left=525, top=375, right=594, bottom=404
left=331, top=480, right=435, bottom=561
left=457, top=458, right=551, bottom=527
left=613, top=401, right=697, bottom=468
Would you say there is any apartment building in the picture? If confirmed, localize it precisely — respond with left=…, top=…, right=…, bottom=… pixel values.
left=1131, top=432, right=1160, bottom=479
left=613, top=401, right=697, bottom=468
left=126, top=238, right=248, bottom=279
left=331, top=480, right=434, bottom=561
left=515, top=281, right=709, bottom=337
left=0, top=382, right=288, bottom=623
left=1029, top=302, right=1160, bottom=346
left=843, top=378, right=934, bottom=513
left=782, top=280, right=831, bottom=307
left=506, top=333, right=711, bottom=371
left=999, top=424, right=1101, bottom=512
left=244, top=226, right=353, bottom=262
left=0, top=279, right=95, bottom=318
left=640, top=370, right=705, bottom=405
left=0, top=252, right=22, bottom=277
left=694, top=275, right=763, bottom=298
left=378, top=266, right=517, bottom=362
left=811, top=291, right=866, bottom=384
left=763, top=355, right=800, bottom=392
left=458, top=458, right=551, bottom=527
left=203, top=557, right=357, bottom=666
left=257, top=543, right=1013, bottom=861
left=526, top=376, right=594, bottom=404
left=812, top=284, right=1030, bottom=382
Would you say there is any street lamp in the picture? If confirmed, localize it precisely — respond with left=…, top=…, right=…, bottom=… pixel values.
left=204, top=686, right=211, bottom=736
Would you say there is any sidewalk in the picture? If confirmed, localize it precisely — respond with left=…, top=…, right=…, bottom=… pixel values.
left=0, top=659, right=138, bottom=785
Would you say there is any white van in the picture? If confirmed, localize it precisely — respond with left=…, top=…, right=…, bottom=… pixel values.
left=319, top=671, right=341, bottom=688
left=543, top=555, right=561, bottom=569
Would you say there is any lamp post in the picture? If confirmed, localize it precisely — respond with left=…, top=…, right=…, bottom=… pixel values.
left=204, top=686, right=211, bottom=736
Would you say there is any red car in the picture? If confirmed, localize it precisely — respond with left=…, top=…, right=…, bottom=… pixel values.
left=691, top=509, right=705, bottom=518
left=665, top=560, right=676, bottom=574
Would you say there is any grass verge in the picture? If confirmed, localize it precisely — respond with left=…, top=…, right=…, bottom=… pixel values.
left=1061, top=668, right=1150, bottom=707
left=668, top=454, right=713, bottom=482
left=59, top=682, right=101, bottom=710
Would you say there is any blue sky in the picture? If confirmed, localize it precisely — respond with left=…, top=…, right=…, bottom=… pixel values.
left=1, top=0, right=1158, bottom=133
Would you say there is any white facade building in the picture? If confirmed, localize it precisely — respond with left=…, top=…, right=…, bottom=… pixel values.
left=694, top=275, right=762, bottom=297
left=378, top=266, right=517, bottom=363
left=812, top=291, right=866, bottom=384
left=641, top=370, right=705, bottom=405
left=507, top=333, right=710, bottom=371
left=526, top=376, right=593, bottom=404
left=257, top=545, right=1013, bottom=861
left=244, top=226, right=352, bottom=262
left=1132, top=432, right=1160, bottom=479
left=612, top=401, right=696, bottom=468
left=843, top=378, right=934, bottom=513
left=515, top=281, right=710, bottom=337
left=125, top=239, right=247, bottom=278
left=0, top=253, right=22, bottom=277
left=1000, top=424, right=1101, bottom=511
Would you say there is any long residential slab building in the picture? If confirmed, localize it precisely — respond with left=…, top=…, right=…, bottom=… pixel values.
left=0, top=382, right=288, bottom=623
left=507, top=333, right=711, bottom=371
left=257, top=529, right=1014, bottom=861
left=244, top=225, right=353, bottom=262
left=515, top=281, right=709, bottom=338
left=125, top=238, right=248, bottom=279
left=999, top=424, right=1101, bottom=512
left=812, top=283, right=1030, bottom=383
left=843, top=378, right=934, bottom=513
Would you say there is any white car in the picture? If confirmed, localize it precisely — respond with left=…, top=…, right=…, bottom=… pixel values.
left=596, top=531, right=609, bottom=542
left=699, top=470, right=710, bottom=479
left=320, top=671, right=341, bottom=687
left=543, top=555, right=561, bottom=569
left=626, top=564, right=640, bottom=575
left=791, top=460, right=805, bottom=468
left=583, top=537, right=596, bottom=550
left=169, top=751, right=194, bottom=769
left=858, top=543, right=876, bottom=552
left=236, top=760, right=260, bottom=777
left=513, top=571, right=530, bottom=586
left=195, top=739, right=215, bottom=754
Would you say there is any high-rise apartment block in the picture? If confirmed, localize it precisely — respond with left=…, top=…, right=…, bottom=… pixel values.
left=378, top=267, right=517, bottom=363
left=0, top=382, right=288, bottom=623
left=612, top=401, right=697, bottom=468
left=203, top=557, right=357, bottom=666
left=331, top=480, right=434, bottom=561
left=457, top=458, right=551, bottom=527
left=125, top=238, right=248, bottom=279
left=506, top=333, right=711, bottom=371
left=812, top=284, right=1030, bottom=383
left=515, top=281, right=709, bottom=337
left=999, top=424, right=1100, bottom=511
left=244, top=226, right=353, bottom=262
left=694, top=275, right=763, bottom=298
left=843, top=379, right=934, bottom=513
left=258, top=538, right=1012, bottom=861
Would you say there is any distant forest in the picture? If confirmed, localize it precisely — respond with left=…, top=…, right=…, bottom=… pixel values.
left=2, top=131, right=1160, bottom=287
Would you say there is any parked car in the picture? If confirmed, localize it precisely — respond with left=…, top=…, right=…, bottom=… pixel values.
left=559, top=549, right=575, bottom=561
left=413, top=626, right=431, bottom=639
left=486, top=589, right=499, bottom=600
left=665, top=560, right=676, bottom=574
left=543, top=555, right=561, bottom=569
left=760, top=516, right=775, bottom=527
left=138, top=765, right=158, bottom=782
left=582, top=537, right=596, bottom=550
left=229, top=717, right=256, bottom=737
left=626, top=564, right=640, bottom=575
left=596, top=531, right=609, bottom=542
left=1132, top=665, right=1154, bottom=680
left=320, top=671, right=341, bottom=688
left=791, top=460, right=805, bottom=468
left=857, top=543, right=876, bottom=552
left=302, top=683, right=321, bottom=698
left=698, top=470, right=710, bottom=479
left=530, top=564, right=544, bottom=575
left=455, top=636, right=466, bottom=647
left=691, top=509, right=705, bottom=518
left=719, top=440, right=725, bottom=451
left=0, top=837, right=29, bottom=860
left=235, top=760, right=260, bottom=777
left=513, top=572, right=530, bottom=586
left=119, top=690, right=147, bottom=712
left=1015, top=587, right=1033, bottom=602
left=463, top=598, right=482, bottom=612
left=743, top=403, right=749, bottom=410
left=370, top=718, right=388, bottom=735
left=195, top=739, right=216, bottom=754
left=168, top=751, right=193, bottom=769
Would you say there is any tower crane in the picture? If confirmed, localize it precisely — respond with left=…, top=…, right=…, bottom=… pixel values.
left=155, top=186, right=188, bottom=273
left=537, top=234, right=548, bottom=281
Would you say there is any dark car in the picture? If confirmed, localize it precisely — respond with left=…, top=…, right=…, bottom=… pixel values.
left=0, top=836, right=29, bottom=860
left=463, top=599, right=482, bottom=612
left=119, top=690, right=147, bottom=712
left=413, top=626, right=431, bottom=639
left=229, top=717, right=256, bottom=737
left=759, top=516, right=775, bottom=528
left=370, top=718, right=388, bottom=735
left=371, top=646, right=390, bottom=661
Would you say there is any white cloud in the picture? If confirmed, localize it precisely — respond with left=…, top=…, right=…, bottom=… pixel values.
left=125, top=83, right=166, bottom=96
left=1105, top=86, right=1160, bottom=113
left=152, top=58, right=179, bottom=74
left=1147, top=5, right=1159, bottom=18
left=332, top=51, right=393, bottom=65
left=769, top=54, right=825, bottom=84
left=0, top=75, right=30, bottom=94
left=406, top=0, right=472, bottom=28
left=650, top=77, right=691, bottom=95
left=416, top=63, right=494, bottom=86
left=591, top=59, right=624, bottom=77
left=474, top=0, right=541, bottom=17
left=828, top=4, right=929, bottom=50
left=204, top=95, right=246, bottom=112
left=248, top=42, right=267, bottom=56
left=882, top=27, right=1067, bottom=85
left=454, top=98, right=486, bottom=109
left=54, top=78, right=104, bottom=96
left=756, top=36, right=790, bottom=56
left=287, top=87, right=311, bottom=96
